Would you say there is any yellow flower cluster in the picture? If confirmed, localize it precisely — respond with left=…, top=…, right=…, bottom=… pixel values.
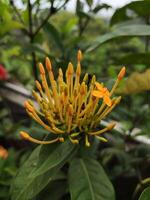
left=20, top=51, right=125, bottom=147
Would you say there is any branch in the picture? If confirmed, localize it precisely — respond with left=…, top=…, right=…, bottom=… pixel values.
left=33, top=10, right=52, bottom=37
left=27, top=0, right=38, bottom=80
left=33, top=0, right=68, bottom=37
left=10, top=0, right=25, bottom=25
left=28, top=0, right=33, bottom=38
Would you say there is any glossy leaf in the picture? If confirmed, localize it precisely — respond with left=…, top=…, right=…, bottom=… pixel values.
left=87, top=24, right=150, bottom=52
left=11, top=146, right=41, bottom=200
left=138, top=187, right=150, bottom=200
left=11, top=140, right=77, bottom=200
left=69, top=158, right=115, bottom=200
left=32, top=139, right=77, bottom=177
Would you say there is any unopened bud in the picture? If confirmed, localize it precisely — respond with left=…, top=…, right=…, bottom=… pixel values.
left=45, top=57, right=52, bottom=71
left=80, top=82, right=86, bottom=95
left=35, top=80, right=42, bottom=91
left=39, top=63, right=45, bottom=75
left=59, top=137, right=64, bottom=142
left=67, top=62, right=74, bottom=75
left=115, top=96, right=122, bottom=104
left=107, top=122, right=116, bottom=131
left=68, top=104, right=73, bottom=116
left=59, top=68, right=63, bottom=78
left=20, top=131, right=30, bottom=140
left=24, top=101, right=34, bottom=113
left=77, top=50, right=82, bottom=62
left=118, top=67, right=126, bottom=80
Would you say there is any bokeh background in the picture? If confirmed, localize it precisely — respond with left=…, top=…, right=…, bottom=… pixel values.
left=0, top=0, right=150, bottom=199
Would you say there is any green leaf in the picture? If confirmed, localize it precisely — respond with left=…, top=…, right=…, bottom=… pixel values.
left=77, top=11, right=93, bottom=19
left=93, top=4, right=111, bottom=13
left=11, top=140, right=77, bottom=200
left=43, top=22, right=64, bottom=52
left=32, top=139, right=77, bottom=177
left=69, top=158, right=115, bottom=200
left=139, top=187, right=150, bottom=200
left=61, top=18, right=78, bottom=34
left=11, top=146, right=41, bottom=200
left=0, top=1, right=23, bottom=36
left=37, top=180, right=68, bottom=200
left=111, top=1, right=150, bottom=26
left=87, top=24, right=150, bottom=52
left=22, top=43, right=52, bottom=57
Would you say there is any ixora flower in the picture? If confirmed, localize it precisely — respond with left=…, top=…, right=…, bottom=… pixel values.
left=20, top=51, right=125, bottom=147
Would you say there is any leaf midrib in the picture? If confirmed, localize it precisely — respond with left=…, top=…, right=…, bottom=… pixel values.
left=15, top=145, right=76, bottom=200
left=80, top=159, right=95, bottom=200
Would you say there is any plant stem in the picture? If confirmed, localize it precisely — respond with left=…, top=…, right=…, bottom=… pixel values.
left=28, top=0, right=38, bottom=80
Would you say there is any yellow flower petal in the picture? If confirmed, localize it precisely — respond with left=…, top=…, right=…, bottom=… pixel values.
left=95, top=82, right=103, bottom=91
left=92, top=90, right=104, bottom=98
left=104, top=95, right=112, bottom=106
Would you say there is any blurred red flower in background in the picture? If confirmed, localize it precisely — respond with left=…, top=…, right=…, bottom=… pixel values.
left=0, top=64, right=8, bottom=80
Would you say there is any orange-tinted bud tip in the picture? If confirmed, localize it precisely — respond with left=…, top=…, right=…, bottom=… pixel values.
left=46, top=57, right=52, bottom=71
left=20, top=131, right=30, bottom=140
left=39, top=63, right=45, bottom=75
left=24, top=100, right=29, bottom=109
left=68, top=62, right=74, bottom=74
left=118, top=66, right=126, bottom=80
left=107, top=122, right=116, bottom=131
left=77, top=50, right=83, bottom=62
left=59, top=137, right=64, bottom=142
left=24, top=101, right=34, bottom=112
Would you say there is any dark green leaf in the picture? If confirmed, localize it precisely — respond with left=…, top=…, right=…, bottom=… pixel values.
left=43, top=22, right=64, bottom=52
left=93, top=4, right=111, bottom=13
left=69, top=158, right=115, bottom=200
left=87, top=24, right=150, bottom=52
left=37, top=180, right=68, bottom=200
left=111, top=1, right=150, bottom=26
left=77, top=11, right=93, bottom=19
left=22, top=43, right=50, bottom=56
left=32, top=139, right=77, bottom=177
left=11, top=140, right=77, bottom=200
left=139, top=187, right=150, bottom=200
left=11, top=146, right=41, bottom=200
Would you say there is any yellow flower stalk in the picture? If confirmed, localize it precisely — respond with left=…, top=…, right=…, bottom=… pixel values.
left=20, top=50, right=126, bottom=147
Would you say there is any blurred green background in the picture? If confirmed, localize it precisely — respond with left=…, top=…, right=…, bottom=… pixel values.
left=0, top=0, right=150, bottom=199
